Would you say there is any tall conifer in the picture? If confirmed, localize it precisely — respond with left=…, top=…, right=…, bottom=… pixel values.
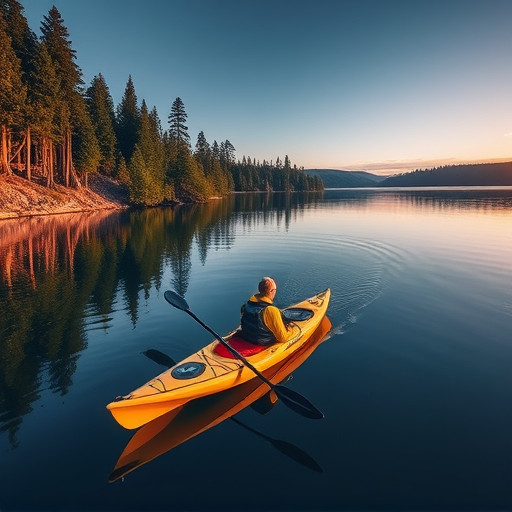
left=168, top=97, right=190, bottom=149
left=1, top=0, right=37, bottom=77
left=86, top=74, right=116, bottom=174
left=40, top=6, right=83, bottom=186
left=194, top=130, right=211, bottom=173
left=116, top=75, right=139, bottom=162
left=29, top=41, right=61, bottom=187
left=149, top=106, right=166, bottom=179
left=1, top=0, right=36, bottom=179
left=0, top=12, right=26, bottom=174
left=135, top=100, right=165, bottom=204
left=128, top=144, right=163, bottom=205
left=72, top=100, right=101, bottom=186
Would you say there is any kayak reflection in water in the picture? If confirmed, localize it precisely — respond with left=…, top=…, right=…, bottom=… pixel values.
left=109, top=316, right=332, bottom=483
left=240, top=277, right=299, bottom=345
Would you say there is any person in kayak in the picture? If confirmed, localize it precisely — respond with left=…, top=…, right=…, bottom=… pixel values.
left=240, top=277, right=298, bottom=345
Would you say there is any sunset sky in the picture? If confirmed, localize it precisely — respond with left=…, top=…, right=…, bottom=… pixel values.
left=22, top=0, right=512, bottom=175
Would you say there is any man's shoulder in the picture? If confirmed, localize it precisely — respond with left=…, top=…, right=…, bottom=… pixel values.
left=263, top=304, right=280, bottom=315
left=250, top=294, right=273, bottom=305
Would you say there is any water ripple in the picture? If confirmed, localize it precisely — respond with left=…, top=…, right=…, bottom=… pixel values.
left=273, top=234, right=411, bottom=335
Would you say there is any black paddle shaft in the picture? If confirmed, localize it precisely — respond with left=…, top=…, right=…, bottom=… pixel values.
left=164, top=290, right=324, bottom=420
left=185, top=310, right=272, bottom=384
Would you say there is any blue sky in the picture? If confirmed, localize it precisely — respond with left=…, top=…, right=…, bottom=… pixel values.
left=21, top=0, right=512, bottom=175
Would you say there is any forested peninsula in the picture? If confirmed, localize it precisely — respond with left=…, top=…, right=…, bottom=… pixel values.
left=306, top=162, right=512, bottom=188
left=0, top=2, right=322, bottom=218
left=380, top=162, right=512, bottom=187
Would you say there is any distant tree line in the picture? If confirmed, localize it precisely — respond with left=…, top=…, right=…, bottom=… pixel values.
left=0, top=1, right=322, bottom=204
left=232, top=155, right=322, bottom=192
left=380, top=162, right=512, bottom=187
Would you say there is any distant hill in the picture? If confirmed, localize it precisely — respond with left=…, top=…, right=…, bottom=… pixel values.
left=381, top=162, right=512, bottom=187
left=304, top=169, right=386, bottom=188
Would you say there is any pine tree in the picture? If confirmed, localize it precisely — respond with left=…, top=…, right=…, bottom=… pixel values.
left=72, top=96, right=101, bottom=186
left=168, top=97, right=190, bottom=149
left=116, top=75, right=139, bottom=162
left=195, top=131, right=210, bottom=156
left=194, top=130, right=211, bottom=176
left=136, top=100, right=165, bottom=203
left=116, top=151, right=129, bottom=184
left=209, top=158, right=229, bottom=195
left=40, top=6, right=81, bottom=97
left=1, top=0, right=37, bottom=77
left=0, top=12, right=26, bottom=174
left=128, top=144, right=163, bottom=205
left=149, top=106, right=166, bottom=176
left=167, top=97, right=207, bottom=201
left=224, top=140, right=235, bottom=164
left=86, top=73, right=116, bottom=174
left=167, top=139, right=184, bottom=191
left=40, top=6, right=83, bottom=186
left=211, top=140, right=220, bottom=161
left=128, top=145, right=147, bottom=204
left=139, top=101, right=155, bottom=171
left=219, top=139, right=235, bottom=170
left=176, top=150, right=210, bottom=202
left=29, top=41, right=60, bottom=186
left=1, top=0, right=36, bottom=179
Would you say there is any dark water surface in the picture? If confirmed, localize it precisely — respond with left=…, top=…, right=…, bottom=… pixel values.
left=1, top=188, right=511, bottom=511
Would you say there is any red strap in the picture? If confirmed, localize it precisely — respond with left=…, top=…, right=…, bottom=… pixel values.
left=213, top=336, right=267, bottom=358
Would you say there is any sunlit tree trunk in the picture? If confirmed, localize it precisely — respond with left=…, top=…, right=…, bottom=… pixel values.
left=51, top=141, right=56, bottom=187
left=26, top=126, right=31, bottom=181
left=42, top=137, right=48, bottom=185
left=44, top=137, right=55, bottom=188
left=1, top=125, right=13, bottom=174
left=17, top=142, right=21, bottom=170
left=9, top=135, right=25, bottom=173
left=61, top=138, right=68, bottom=187
left=66, top=129, right=72, bottom=187
left=65, top=133, right=69, bottom=186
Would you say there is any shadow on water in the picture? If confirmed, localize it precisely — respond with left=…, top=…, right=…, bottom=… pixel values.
left=109, top=316, right=332, bottom=482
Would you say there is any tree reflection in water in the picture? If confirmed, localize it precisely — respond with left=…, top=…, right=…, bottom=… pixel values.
left=0, top=191, right=323, bottom=446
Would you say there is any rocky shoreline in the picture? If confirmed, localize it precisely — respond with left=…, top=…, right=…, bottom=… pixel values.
left=0, top=174, right=130, bottom=220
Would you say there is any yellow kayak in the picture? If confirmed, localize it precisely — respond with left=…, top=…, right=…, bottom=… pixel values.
left=107, top=289, right=330, bottom=429
left=109, top=315, right=332, bottom=482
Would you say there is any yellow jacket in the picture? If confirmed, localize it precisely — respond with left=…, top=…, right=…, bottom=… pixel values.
left=247, top=294, right=299, bottom=343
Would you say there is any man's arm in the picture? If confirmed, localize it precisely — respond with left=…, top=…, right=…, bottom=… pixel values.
left=263, top=305, right=299, bottom=342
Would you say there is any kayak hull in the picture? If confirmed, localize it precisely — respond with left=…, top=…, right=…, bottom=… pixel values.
left=107, top=289, right=330, bottom=429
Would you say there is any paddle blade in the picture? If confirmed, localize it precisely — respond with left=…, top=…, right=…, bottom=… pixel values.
left=164, top=290, right=189, bottom=311
left=274, top=385, right=324, bottom=420
left=142, top=349, right=177, bottom=368
left=271, top=439, right=323, bottom=473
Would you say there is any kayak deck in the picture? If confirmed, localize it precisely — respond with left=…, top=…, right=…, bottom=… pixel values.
left=107, top=289, right=330, bottom=429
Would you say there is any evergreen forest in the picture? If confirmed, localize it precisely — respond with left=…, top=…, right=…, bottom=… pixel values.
left=379, top=162, right=512, bottom=187
left=0, top=2, right=323, bottom=206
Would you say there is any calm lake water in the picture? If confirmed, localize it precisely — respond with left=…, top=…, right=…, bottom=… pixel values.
left=1, top=187, right=511, bottom=511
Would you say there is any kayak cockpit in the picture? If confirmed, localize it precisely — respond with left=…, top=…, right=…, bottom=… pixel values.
left=212, top=306, right=314, bottom=359
left=212, top=335, right=267, bottom=359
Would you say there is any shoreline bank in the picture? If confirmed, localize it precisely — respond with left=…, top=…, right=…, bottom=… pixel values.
left=0, top=174, right=130, bottom=220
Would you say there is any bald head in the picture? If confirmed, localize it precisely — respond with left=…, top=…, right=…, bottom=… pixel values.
left=258, top=277, right=277, bottom=298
